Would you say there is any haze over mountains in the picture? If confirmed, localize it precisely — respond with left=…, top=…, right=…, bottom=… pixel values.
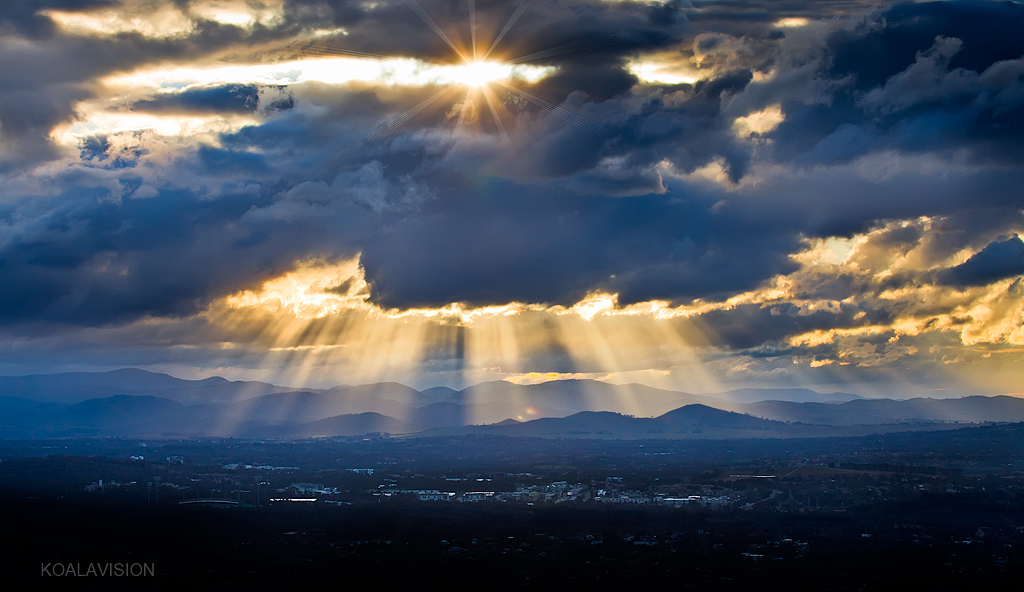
left=0, top=370, right=1020, bottom=439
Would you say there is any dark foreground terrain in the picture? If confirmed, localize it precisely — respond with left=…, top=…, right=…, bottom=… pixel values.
left=4, top=425, right=1024, bottom=589
left=9, top=496, right=1024, bottom=590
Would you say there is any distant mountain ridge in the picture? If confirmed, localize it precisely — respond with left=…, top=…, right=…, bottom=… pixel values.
left=0, top=368, right=294, bottom=405
left=744, top=396, right=1024, bottom=426
left=711, top=388, right=863, bottom=405
left=0, top=368, right=1018, bottom=439
left=417, top=405, right=964, bottom=440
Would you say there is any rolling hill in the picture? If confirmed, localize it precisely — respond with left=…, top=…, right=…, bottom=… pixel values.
left=0, top=369, right=1020, bottom=439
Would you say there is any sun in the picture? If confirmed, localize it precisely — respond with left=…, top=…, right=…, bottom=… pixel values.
left=451, top=61, right=512, bottom=88
left=305, top=0, right=619, bottom=161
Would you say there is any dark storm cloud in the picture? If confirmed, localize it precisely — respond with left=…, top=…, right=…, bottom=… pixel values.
left=686, top=214, right=1024, bottom=354
left=287, top=0, right=690, bottom=65
left=0, top=152, right=379, bottom=324
left=939, top=235, right=1024, bottom=287
left=766, top=1, right=1024, bottom=167
left=2, top=0, right=1024, bottom=335
left=528, top=60, right=639, bottom=104
left=0, top=186, right=264, bottom=323
left=827, top=1, right=1024, bottom=91
left=685, top=302, right=887, bottom=351
left=131, top=84, right=261, bottom=114
left=508, top=68, right=757, bottom=182
left=357, top=181, right=800, bottom=309
left=686, top=0, right=877, bottom=29
left=712, top=167, right=1024, bottom=241
left=0, top=0, right=113, bottom=38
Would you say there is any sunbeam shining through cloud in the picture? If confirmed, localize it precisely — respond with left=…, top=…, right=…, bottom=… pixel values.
left=0, top=0, right=1022, bottom=401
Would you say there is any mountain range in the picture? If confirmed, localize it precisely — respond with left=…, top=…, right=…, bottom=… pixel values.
left=0, top=369, right=1018, bottom=439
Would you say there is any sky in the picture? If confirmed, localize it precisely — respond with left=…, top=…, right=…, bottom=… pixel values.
left=0, top=0, right=1022, bottom=397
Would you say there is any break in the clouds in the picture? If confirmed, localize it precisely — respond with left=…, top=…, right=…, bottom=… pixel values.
left=0, top=0, right=1022, bottom=396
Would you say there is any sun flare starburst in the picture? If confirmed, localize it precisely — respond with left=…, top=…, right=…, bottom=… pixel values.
left=298, top=0, right=618, bottom=161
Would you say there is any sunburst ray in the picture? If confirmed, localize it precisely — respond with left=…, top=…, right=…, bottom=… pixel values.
left=482, top=0, right=532, bottom=60
left=451, top=88, right=474, bottom=151
left=330, top=83, right=458, bottom=166
left=480, top=85, right=511, bottom=145
left=404, top=0, right=470, bottom=63
left=292, top=42, right=394, bottom=61
left=469, top=0, right=478, bottom=61
left=505, top=31, right=631, bottom=64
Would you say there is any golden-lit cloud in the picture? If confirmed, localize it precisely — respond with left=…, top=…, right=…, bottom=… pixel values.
left=215, top=217, right=1023, bottom=357
left=190, top=0, right=286, bottom=28
left=198, top=206, right=1024, bottom=390
left=100, top=58, right=550, bottom=92
left=51, top=49, right=551, bottom=146
left=225, top=259, right=371, bottom=319
left=42, top=1, right=288, bottom=38
left=188, top=215, right=1014, bottom=392
left=775, top=17, right=811, bottom=28
left=207, top=256, right=724, bottom=391
left=629, top=59, right=699, bottom=85
left=51, top=109, right=259, bottom=147
left=733, top=104, right=784, bottom=137
left=41, top=6, right=195, bottom=38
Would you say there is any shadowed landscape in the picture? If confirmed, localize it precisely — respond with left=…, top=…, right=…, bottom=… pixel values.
left=4, top=370, right=1024, bottom=587
left=2, top=369, right=1017, bottom=439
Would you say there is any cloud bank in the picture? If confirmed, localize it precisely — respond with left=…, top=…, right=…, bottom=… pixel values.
left=0, top=0, right=1022, bottom=395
